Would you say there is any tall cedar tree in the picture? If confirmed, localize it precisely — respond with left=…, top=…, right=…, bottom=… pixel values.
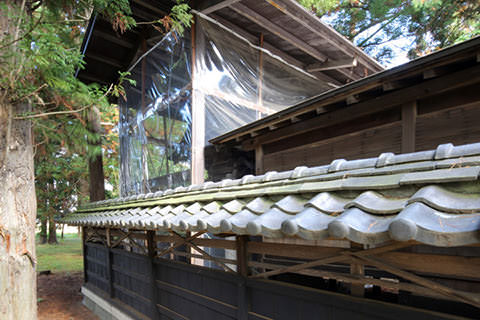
left=0, top=0, right=191, bottom=318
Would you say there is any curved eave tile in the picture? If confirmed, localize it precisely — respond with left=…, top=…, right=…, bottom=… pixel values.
left=345, top=191, right=407, bottom=214
left=306, top=192, right=349, bottom=214
left=328, top=208, right=394, bottom=245
left=220, top=209, right=258, bottom=234
left=282, top=207, right=335, bottom=240
left=389, top=202, right=480, bottom=246
left=247, top=207, right=295, bottom=238
left=409, top=185, right=480, bottom=213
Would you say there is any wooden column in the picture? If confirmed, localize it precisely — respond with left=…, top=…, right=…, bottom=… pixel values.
left=350, top=242, right=364, bottom=297
left=191, top=17, right=205, bottom=185
left=147, top=230, right=160, bottom=319
left=255, top=145, right=264, bottom=175
left=401, top=101, right=417, bottom=153
left=82, top=227, right=88, bottom=284
left=236, top=236, right=249, bottom=320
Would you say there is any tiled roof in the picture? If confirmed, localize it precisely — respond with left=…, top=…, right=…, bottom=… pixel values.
left=63, top=143, right=480, bottom=247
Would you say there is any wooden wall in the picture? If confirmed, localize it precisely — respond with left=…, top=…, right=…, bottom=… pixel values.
left=82, top=228, right=480, bottom=319
left=257, top=84, right=480, bottom=174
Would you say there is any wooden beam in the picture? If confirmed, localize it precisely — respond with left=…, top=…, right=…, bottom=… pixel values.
left=307, top=58, right=358, bottom=72
left=229, top=3, right=359, bottom=81
left=349, top=253, right=480, bottom=309
left=250, top=242, right=413, bottom=279
left=241, top=64, right=480, bottom=150
left=87, top=53, right=123, bottom=69
left=132, top=0, right=168, bottom=16
left=255, top=145, right=264, bottom=175
left=201, top=0, right=242, bottom=14
left=229, top=3, right=327, bottom=63
left=261, top=0, right=383, bottom=73
left=94, top=30, right=135, bottom=48
left=401, top=101, right=417, bottom=153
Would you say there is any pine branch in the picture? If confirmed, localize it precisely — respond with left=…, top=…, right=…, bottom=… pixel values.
left=14, top=106, right=89, bottom=119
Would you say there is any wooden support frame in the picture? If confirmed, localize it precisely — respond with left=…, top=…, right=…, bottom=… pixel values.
left=307, top=58, right=358, bottom=72
left=201, top=0, right=242, bottom=14
left=171, top=232, right=236, bottom=273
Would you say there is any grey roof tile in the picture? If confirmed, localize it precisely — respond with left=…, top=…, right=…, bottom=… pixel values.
left=328, top=208, right=394, bottom=244
left=220, top=209, right=258, bottom=234
left=273, top=195, right=307, bottom=213
left=345, top=191, right=407, bottom=214
left=282, top=207, right=334, bottom=240
left=306, top=192, right=349, bottom=214
left=63, top=142, right=480, bottom=247
left=245, top=197, right=274, bottom=214
left=341, top=174, right=403, bottom=190
left=247, top=207, right=293, bottom=238
left=221, top=199, right=245, bottom=214
left=389, top=202, right=480, bottom=246
left=400, top=167, right=480, bottom=185
left=409, top=185, right=480, bottom=213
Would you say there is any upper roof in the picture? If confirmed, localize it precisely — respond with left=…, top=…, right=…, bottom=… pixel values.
left=77, top=0, right=382, bottom=89
left=64, top=142, right=480, bottom=247
left=211, top=36, right=480, bottom=145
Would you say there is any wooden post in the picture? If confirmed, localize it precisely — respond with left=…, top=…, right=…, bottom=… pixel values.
left=105, top=228, right=114, bottom=297
left=236, top=235, right=248, bottom=277
left=350, top=242, right=364, bottom=297
left=191, top=17, right=206, bottom=185
left=401, top=101, right=417, bottom=153
left=82, top=227, right=88, bottom=284
left=236, top=236, right=249, bottom=320
left=147, top=230, right=160, bottom=320
left=255, top=145, right=264, bottom=175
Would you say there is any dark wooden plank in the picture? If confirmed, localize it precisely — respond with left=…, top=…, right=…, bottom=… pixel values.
left=156, top=280, right=237, bottom=318
left=241, top=64, right=480, bottom=150
left=401, top=101, right=417, bottom=153
left=148, top=230, right=160, bottom=319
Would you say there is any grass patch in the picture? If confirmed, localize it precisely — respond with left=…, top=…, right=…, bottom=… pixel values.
left=36, top=232, right=83, bottom=273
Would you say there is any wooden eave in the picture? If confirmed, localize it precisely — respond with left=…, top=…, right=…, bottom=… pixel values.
left=210, top=36, right=480, bottom=148
left=77, top=0, right=382, bottom=93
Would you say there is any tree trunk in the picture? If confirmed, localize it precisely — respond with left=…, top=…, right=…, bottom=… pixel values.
left=0, top=103, right=37, bottom=320
left=39, top=216, right=47, bottom=244
left=88, top=107, right=105, bottom=202
left=48, top=215, right=57, bottom=244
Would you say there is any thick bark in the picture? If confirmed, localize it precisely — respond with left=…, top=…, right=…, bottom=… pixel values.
left=39, top=216, right=47, bottom=244
left=0, top=103, right=37, bottom=320
left=47, top=215, right=57, bottom=244
left=88, top=107, right=105, bottom=202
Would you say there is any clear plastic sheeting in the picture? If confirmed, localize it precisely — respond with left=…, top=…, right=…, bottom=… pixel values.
left=119, top=31, right=192, bottom=196
left=119, top=15, right=328, bottom=195
left=195, top=16, right=327, bottom=142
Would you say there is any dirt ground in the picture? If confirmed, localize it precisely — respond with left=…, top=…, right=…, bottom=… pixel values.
left=37, top=272, right=99, bottom=320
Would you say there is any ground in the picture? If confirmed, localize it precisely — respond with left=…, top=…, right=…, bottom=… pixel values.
left=37, top=272, right=99, bottom=320
left=37, top=232, right=98, bottom=319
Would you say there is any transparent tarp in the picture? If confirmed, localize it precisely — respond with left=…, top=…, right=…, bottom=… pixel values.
left=119, top=31, right=192, bottom=196
left=119, top=15, right=326, bottom=195
left=195, top=16, right=326, bottom=142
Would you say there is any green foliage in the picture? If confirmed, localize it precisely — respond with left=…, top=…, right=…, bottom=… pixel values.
left=1, top=0, right=192, bottom=224
left=300, top=0, right=480, bottom=64
left=36, top=232, right=83, bottom=272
